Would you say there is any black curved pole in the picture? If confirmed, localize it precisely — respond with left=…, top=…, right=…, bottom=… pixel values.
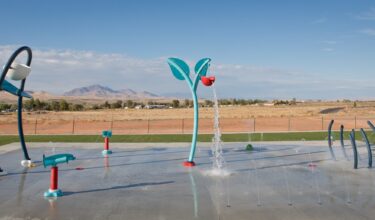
left=368, top=121, right=375, bottom=133
left=340, top=125, right=349, bottom=160
left=0, top=46, right=32, bottom=161
left=349, top=129, right=358, bottom=169
left=360, top=128, right=372, bottom=168
left=327, top=119, right=336, bottom=160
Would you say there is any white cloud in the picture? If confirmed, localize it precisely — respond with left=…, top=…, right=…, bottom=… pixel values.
left=360, top=28, right=375, bottom=36
left=357, top=8, right=375, bottom=20
left=311, top=17, right=327, bottom=24
left=1, top=45, right=374, bottom=99
left=322, top=40, right=338, bottom=45
left=322, top=48, right=334, bottom=52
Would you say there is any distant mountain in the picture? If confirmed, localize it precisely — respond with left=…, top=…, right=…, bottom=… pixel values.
left=63, top=84, right=119, bottom=97
left=63, top=84, right=160, bottom=99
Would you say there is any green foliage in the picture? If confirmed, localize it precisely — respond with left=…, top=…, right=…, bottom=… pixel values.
left=125, top=100, right=134, bottom=108
left=59, top=100, right=69, bottom=111
left=23, top=98, right=35, bottom=110
left=0, top=103, right=12, bottom=111
left=102, top=101, right=111, bottom=109
left=111, top=100, right=123, bottom=109
left=172, top=99, right=180, bottom=108
left=51, top=101, right=60, bottom=111
left=71, top=104, right=84, bottom=111
left=217, top=99, right=266, bottom=106
left=204, top=100, right=213, bottom=107
left=183, top=99, right=190, bottom=107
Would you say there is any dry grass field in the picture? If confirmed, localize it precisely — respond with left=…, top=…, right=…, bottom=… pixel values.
left=0, top=101, right=374, bottom=135
left=2, top=101, right=375, bottom=121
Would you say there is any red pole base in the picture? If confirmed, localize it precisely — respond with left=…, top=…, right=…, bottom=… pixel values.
left=183, top=161, right=196, bottom=167
left=104, top=137, right=109, bottom=151
left=50, top=166, right=58, bottom=190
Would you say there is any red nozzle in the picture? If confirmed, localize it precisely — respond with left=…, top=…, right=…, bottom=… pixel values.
left=201, top=75, right=215, bottom=86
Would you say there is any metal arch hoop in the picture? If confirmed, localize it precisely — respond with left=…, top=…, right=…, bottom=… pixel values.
left=0, top=46, right=33, bottom=161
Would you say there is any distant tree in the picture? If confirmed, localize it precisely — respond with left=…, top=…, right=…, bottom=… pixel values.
left=34, top=99, right=42, bottom=110
left=51, top=101, right=60, bottom=111
left=238, top=99, right=247, bottom=105
left=59, top=100, right=69, bottom=111
left=24, top=98, right=35, bottom=111
left=126, top=100, right=135, bottom=108
left=0, top=103, right=11, bottom=111
left=189, top=100, right=194, bottom=107
left=92, top=104, right=100, bottom=110
left=10, top=104, right=18, bottom=111
left=102, top=101, right=111, bottom=109
left=204, top=100, right=213, bottom=107
left=72, top=104, right=84, bottom=111
left=231, top=98, right=238, bottom=105
left=353, top=101, right=357, bottom=108
left=290, top=98, right=297, bottom=105
left=111, top=100, right=123, bottom=109
left=172, top=99, right=180, bottom=108
left=184, top=99, right=190, bottom=107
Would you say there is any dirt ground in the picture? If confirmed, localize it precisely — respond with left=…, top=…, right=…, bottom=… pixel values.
left=0, top=102, right=374, bottom=135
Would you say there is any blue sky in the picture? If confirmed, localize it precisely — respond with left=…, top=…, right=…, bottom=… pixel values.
left=0, top=0, right=375, bottom=99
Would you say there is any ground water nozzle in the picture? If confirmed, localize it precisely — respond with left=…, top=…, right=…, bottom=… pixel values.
left=43, top=154, right=76, bottom=168
left=201, top=75, right=215, bottom=86
left=43, top=153, right=76, bottom=198
left=102, top=130, right=112, bottom=138
left=102, top=130, right=113, bottom=155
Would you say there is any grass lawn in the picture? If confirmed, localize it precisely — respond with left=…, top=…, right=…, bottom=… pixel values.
left=1, top=131, right=374, bottom=146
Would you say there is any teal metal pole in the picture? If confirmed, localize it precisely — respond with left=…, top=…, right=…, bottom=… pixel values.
left=188, top=91, right=199, bottom=162
left=167, top=58, right=213, bottom=166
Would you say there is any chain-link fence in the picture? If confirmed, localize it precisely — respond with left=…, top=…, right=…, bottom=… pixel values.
left=0, top=116, right=374, bottom=135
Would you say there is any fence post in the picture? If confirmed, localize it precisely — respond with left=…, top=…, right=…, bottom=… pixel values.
left=288, top=117, right=291, bottom=131
left=253, top=117, right=256, bottom=132
left=34, top=118, right=38, bottom=135
left=182, top=118, right=184, bottom=134
left=72, top=117, right=75, bottom=134
left=355, top=116, right=357, bottom=129
left=321, top=116, right=324, bottom=131
left=147, top=119, right=150, bottom=134
left=110, top=116, right=114, bottom=131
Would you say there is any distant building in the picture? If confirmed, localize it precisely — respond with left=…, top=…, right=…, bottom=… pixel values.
left=263, top=103, right=275, bottom=106
left=145, top=104, right=168, bottom=109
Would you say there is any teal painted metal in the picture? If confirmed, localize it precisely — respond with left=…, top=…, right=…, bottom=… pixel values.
left=44, top=189, right=63, bottom=197
left=349, top=130, right=358, bottom=169
left=327, top=120, right=336, bottom=160
left=0, top=80, right=32, bottom=98
left=360, top=128, right=372, bottom=168
left=102, top=130, right=112, bottom=138
left=43, top=153, right=76, bottom=168
left=368, top=121, right=375, bottom=133
left=340, top=125, right=349, bottom=161
left=167, top=58, right=212, bottom=163
left=102, top=150, right=113, bottom=155
left=0, top=46, right=33, bottom=162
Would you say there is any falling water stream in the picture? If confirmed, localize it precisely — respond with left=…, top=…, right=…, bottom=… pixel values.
left=204, top=85, right=230, bottom=177
left=211, top=85, right=225, bottom=170
left=307, top=146, right=322, bottom=205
